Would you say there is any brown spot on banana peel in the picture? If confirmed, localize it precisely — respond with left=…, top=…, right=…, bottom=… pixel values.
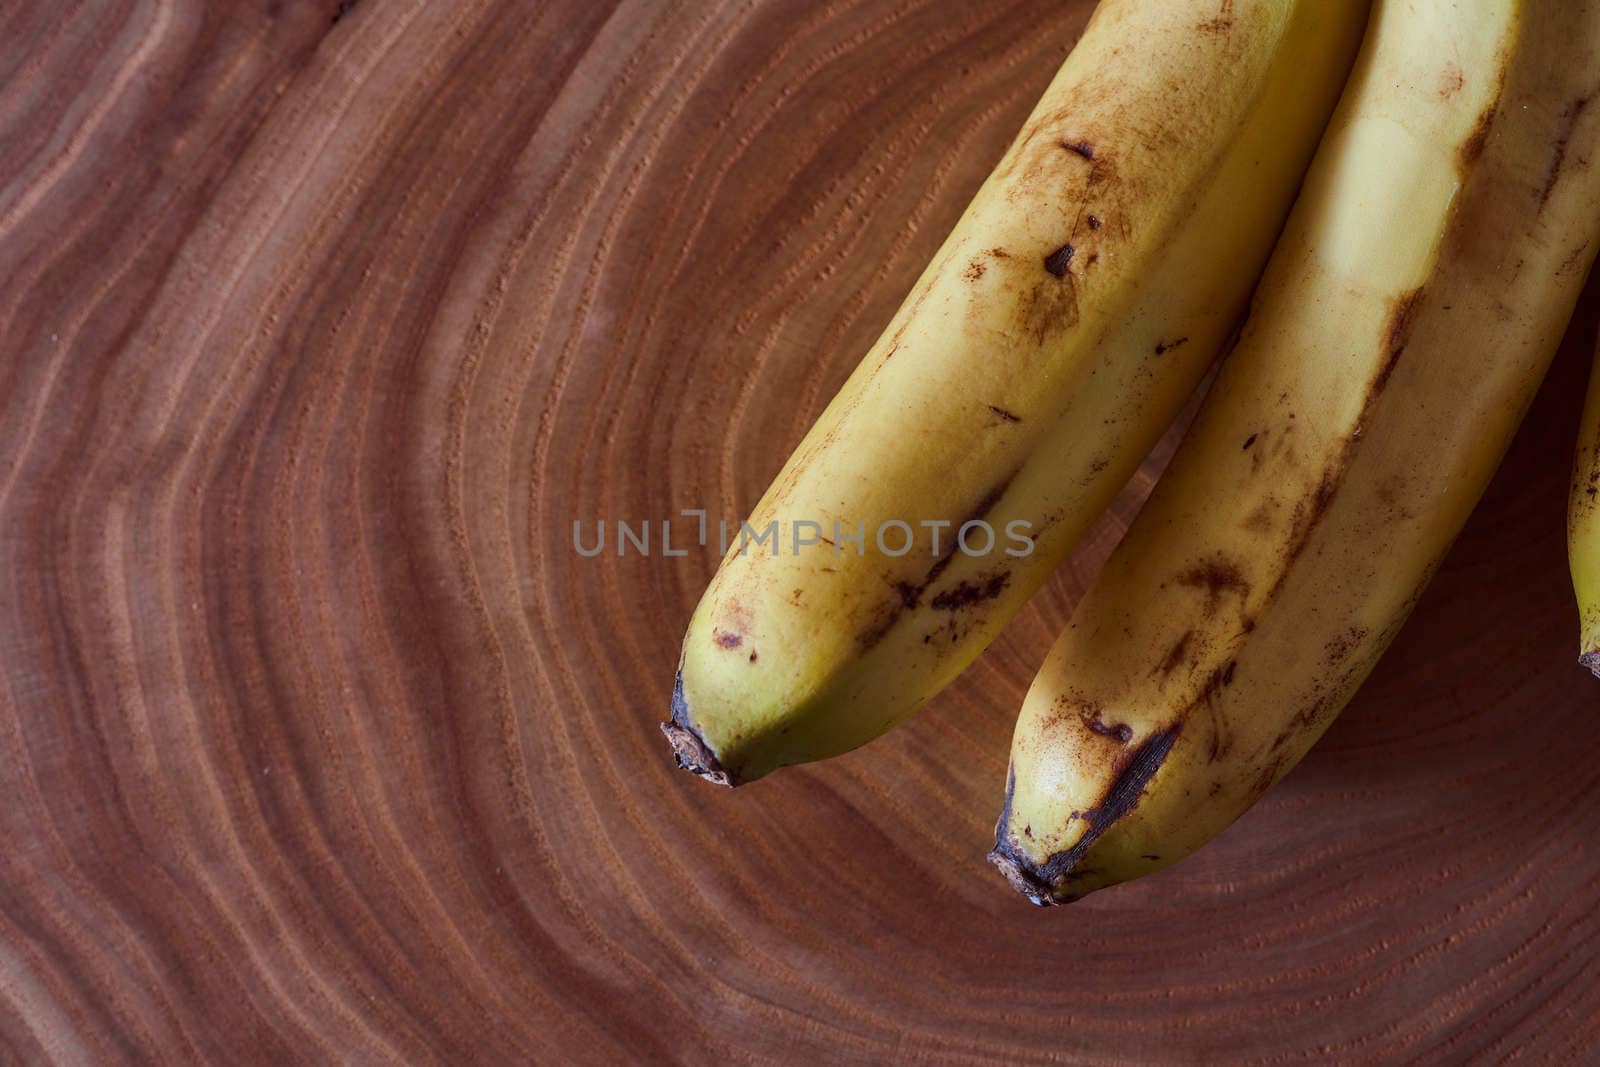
left=1242, top=501, right=1274, bottom=534
left=854, top=469, right=1021, bottom=650
left=1285, top=660, right=1363, bottom=735
left=1249, top=758, right=1285, bottom=801
left=1458, top=103, right=1497, bottom=169
left=713, top=630, right=743, bottom=650
left=661, top=672, right=736, bottom=787
left=857, top=601, right=904, bottom=652
left=1558, top=242, right=1592, bottom=277
left=1379, top=288, right=1423, bottom=387
left=1456, top=52, right=1510, bottom=172
left=1176, top=556, right=1250, bottom=617
left=858, top=578, right=925, bottom=650
left=1073, top=453, right=1113, bottom=491
left=990, top=726, right=1182, bottom=905
left=1197, top=0, right=1234, bottom=34
left=960, top=470, right=1019, bottom=532
left=987, top=405, right=1022, bottom=424
left=1156, top=629, right=1193, bottom=678
left=1080, top=711, right=1134, bottom=745
left=1323, top=625, right=1369, bottom=666
left=1195, top=661, right=1236, bottom=762
left=930, top=572, right=1011, bottom=611
left=1374, top=476, right=1406, bottom=517
left=1439, top=63, right=1465, bottom=100
left=1017, top=275, right=1080, bottom=345
left=1043, top=243, right=1077, bottom=278
left=1540, top=94, right=1594, bottom=209
left=1007, top=113, right=1114, bottom=188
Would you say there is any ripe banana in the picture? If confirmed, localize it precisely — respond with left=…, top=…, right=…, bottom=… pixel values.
left=1571, top=335, right=1600, bottom=678
left=991, top=0, right=1600, bottom=905
left=664, top=0, right=1371, bottom=786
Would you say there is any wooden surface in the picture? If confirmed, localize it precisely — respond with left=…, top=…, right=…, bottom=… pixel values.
left=3, top=0, right=1599, bottom=1062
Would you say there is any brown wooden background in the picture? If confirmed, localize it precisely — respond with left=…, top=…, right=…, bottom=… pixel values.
left=3, top=0, right=1599, bottom=1062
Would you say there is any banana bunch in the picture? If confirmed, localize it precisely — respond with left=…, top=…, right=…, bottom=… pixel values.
left=665, top=0, right=1370, bottom=786
left=666, top=0, right=1600, bottom=904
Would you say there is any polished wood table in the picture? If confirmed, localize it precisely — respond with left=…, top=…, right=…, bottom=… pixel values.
left=2, top=0, right=1596, bottom=1061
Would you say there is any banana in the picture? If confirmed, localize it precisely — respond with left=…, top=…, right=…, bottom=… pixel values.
left=664, top=0, right=1371, bottom=786
left=1570, top=335, right=1600, bottom=678
left=992, top=0, right=1600, bottom=905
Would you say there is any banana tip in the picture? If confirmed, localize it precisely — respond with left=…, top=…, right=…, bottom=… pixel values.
left=987, top=846, right=1062, bottom=907
left=1582, top=650, right=1600, bottom=681
left=661, top=672, right=736, bottom=787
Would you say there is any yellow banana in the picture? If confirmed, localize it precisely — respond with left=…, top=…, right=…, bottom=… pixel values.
left=992, top=0, right=1600, bottom=905
left=1571, top=335, right=1600, bottom=677
left=665, top=0, right=1370, bottom=786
